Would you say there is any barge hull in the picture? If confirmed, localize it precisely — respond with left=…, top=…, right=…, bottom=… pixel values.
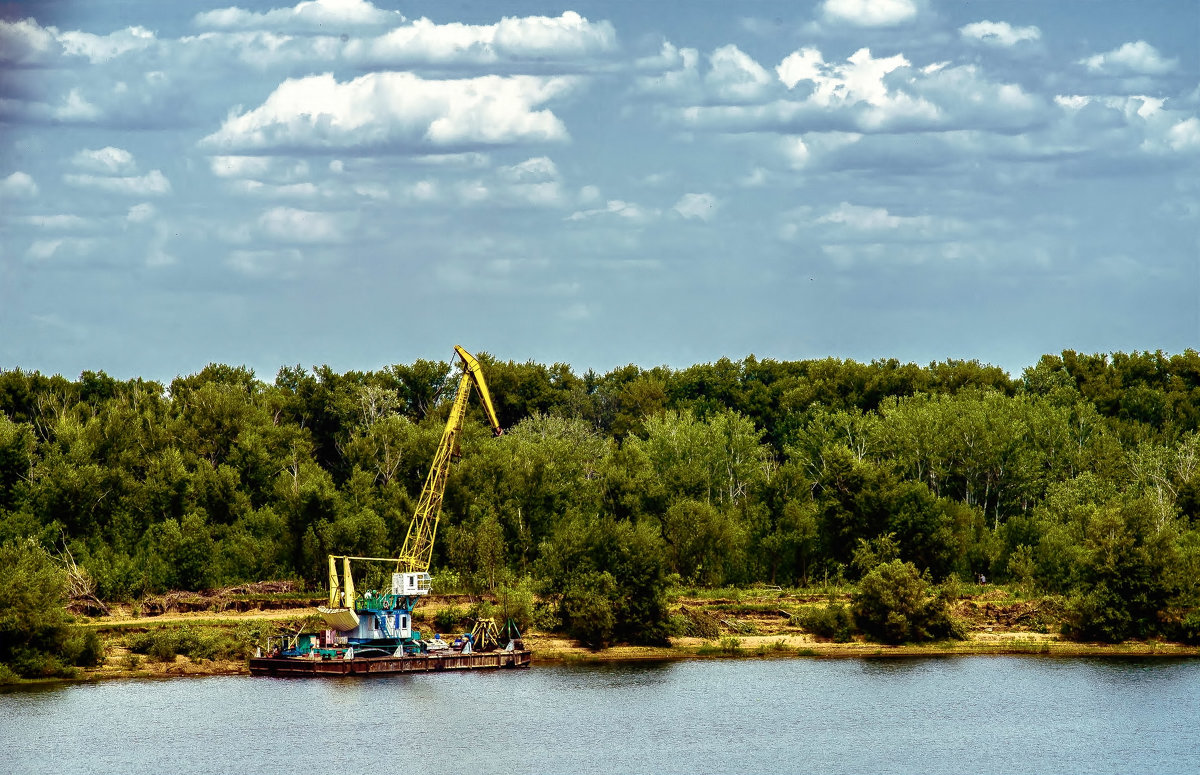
left=249, top=650, right=532, bottom=676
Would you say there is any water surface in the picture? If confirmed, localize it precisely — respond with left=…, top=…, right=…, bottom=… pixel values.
left=2, top=657, right=1197, bottom=774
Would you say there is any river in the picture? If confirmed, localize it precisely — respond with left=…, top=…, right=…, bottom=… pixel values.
left=3, top=657, right=1198, bottom=774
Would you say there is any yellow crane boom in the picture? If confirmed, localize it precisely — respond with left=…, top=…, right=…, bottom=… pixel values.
left=397, top=344, right=502, bottom=573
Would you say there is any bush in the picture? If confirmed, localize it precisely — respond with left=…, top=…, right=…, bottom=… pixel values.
left=1173, top=610, right=1200, bottom=645
left=562, top=571, right=617, bottom=648
left=127, top=625, right=245, bottom=663
left=497, top=577, right=537, bottom=633
left=851, top=560, right=963, bottom=644
left=797, top=601, right=855, bottom=642
left=434, top=606, right=463, bottom=633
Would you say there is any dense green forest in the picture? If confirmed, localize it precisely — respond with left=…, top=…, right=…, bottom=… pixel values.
left=2, top=349, right=1200, bottom=667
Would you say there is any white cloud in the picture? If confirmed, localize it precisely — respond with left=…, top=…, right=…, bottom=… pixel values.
left=705, top=45, right=773, bottom=103
left=55, top=89, right=102, bottom=121
left=1081, top=41, right=1177, bottom=75
left=232, top=180, right=322, bottom=198
left=209, top=155, right=310, bottom=182
left=633, top=44, right=701, bottom=98
left=72, top=147, right=137, bottom=175
left=779, top=47, right=910, bottom=107
left=674, top=193, right=719, bottom=220
left=685, top=48, right=1047, bottom=138
left=347, top=12, right=615, bottom=67
left=127, top=203, right=157, bottom=223
left=202, top=72, right=575, bottom=153
left=821, top=0, right=917, bottom=28
left=58, top=26, right=156, bottom=63
left=1167, top=118, right=1200, bottom=152
left=0, top=171, right=39, bottom=198
left=567, top=200, right=658, bottom=223
left=0, top=18, right=61, bottom=65
left=776, top=48, right=825, bottom=90
left=818, top=202, right=912, bottom=230
left=195, top=0, right=401, bottom=32
left=25, top=237, right=99, bottom=261
left=959, top=21, right=1041, bottom=47
left=64, top=170, right=171, bottom=196
left=499, top=156, right=559, bottom=184
left=780, top=136, right=810, bottom=168
left=257, top=206, right=347, bottom=243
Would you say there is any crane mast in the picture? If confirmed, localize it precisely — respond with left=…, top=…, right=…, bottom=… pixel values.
left=319, top=345, right=502, bottom=650
left=398, top=344, right=502, bottom=574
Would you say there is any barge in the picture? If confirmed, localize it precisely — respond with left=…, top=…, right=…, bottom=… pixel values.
left=249, top=648, right=532, bottom=676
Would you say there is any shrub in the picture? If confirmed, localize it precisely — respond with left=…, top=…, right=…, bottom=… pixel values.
left=562, top=571, right=617, bottom=648
left=1173, top=610, right=1200, bottom=645
left=434, top=606, right=463, bottom=633
left=127, top=625, right=245, bottom=663
left=497, top=577, right=537, bottom=633
left=851, top=560, right=963, bottom=644
left=797, top=601, right=855, bottom=642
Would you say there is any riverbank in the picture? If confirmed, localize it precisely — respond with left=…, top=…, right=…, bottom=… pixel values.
left=41, top=586, right=1193, bottom=684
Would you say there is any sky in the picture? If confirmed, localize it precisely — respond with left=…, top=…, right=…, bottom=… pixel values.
left=1, top=0, right=1197, bottom=383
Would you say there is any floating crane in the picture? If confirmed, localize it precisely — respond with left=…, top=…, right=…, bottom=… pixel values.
left=316, top=345, right=502, bottom=652
left=250, top=346, right=529, bottom=674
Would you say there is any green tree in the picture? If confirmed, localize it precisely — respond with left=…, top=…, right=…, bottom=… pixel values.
left=0, top=539, right=104, bottom=679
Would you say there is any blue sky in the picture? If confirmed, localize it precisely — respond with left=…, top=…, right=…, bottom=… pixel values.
left=1, top=0, right=1197, bottom=382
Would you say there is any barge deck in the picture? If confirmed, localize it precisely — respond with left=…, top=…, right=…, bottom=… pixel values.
left=249, top=649, right=532, bottom=676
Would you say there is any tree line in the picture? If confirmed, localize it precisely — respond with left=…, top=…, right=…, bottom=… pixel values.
left=1, top=349, right=1198, bottom=661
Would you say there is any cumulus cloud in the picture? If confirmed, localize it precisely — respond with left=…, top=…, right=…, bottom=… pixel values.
left=347, top=12, right=616, bottom=67
left=680, top=47, right=1046, bottom=137
left=72, top=146, right=137, bottom=174
left=201, top=72, right=576, bottom=153
left=821, top=0, right=917, bottom=28
left=959, top=21, right=1041, bottom=47
left=633, top=44, right=702, bottom=98
left=1166, top=118, right=1200, bottom=152
left=499, top=156, right=558, bottom=184
left=705, top=45, right=773, bottom=103
left=63, top=170, right=172, bottom=196
left=0, top=17, right=62, bottom=65
left=195, top=0, right=402, bottom=32
left=1081, top=41, right=1177, bottom=75
left=673, top=193, right=719, bottom=220
left=54, top=89, right=102, bottom=121
left=818, top=202, right=920, bottom=230
left=58, top=26, right=156, bottom=63
left=257, top=206, right=347, bottom=243
left=0, top=171, right=39, bottom=198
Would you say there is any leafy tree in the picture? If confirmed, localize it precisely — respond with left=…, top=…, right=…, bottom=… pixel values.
left=0, top=539, right=103, bottom=679
left=1065, top=498, right=1181, bottom=642
left=539, top=514, right=670, bottom=646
